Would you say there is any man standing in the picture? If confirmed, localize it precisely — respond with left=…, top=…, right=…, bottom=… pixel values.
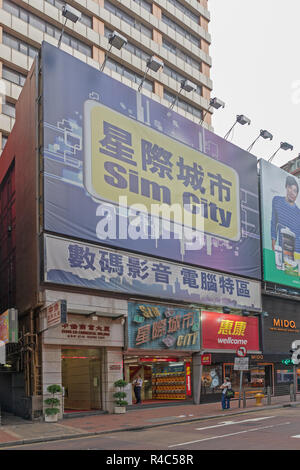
left=133, top=374, right=143, bottom=404
left=271, top=175, right=300, bottom=257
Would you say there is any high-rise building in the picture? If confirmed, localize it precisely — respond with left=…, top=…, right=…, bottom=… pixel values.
left=0, top=0, right=213, bottom=154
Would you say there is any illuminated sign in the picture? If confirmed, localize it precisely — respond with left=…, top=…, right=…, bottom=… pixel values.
left=269, top=318, right=299, bottom=333
left=201, top=353, right=212, bottom=365
left=185, top=362, right=192, bottom=396
left=127, top=303, right=200, bottom=351
left=0, top=309, right=18, bottom=344
left=201, top=311, right=260, bottom=351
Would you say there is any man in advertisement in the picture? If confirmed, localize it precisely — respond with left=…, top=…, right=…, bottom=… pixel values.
left=271, top=175, right=300, bottom=275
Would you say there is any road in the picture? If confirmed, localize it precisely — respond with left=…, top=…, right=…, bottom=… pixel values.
left=2, top=407, right=300, bottom=451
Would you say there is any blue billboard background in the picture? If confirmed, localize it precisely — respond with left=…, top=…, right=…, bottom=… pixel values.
left=41, top=42, right=261, bottom=279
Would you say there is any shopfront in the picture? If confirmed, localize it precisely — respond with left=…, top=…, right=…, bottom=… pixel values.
left=124, top=302, right=199, bottom=403
left=41, top=307, right=124, bottom=414
left=261, top=294, right=300, bottom=395
left=199, top=310, right=261, bottom=402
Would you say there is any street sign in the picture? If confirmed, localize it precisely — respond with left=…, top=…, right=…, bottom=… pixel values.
left=43, top=300, right=67, bottom=330
left=234, top=357, right=249, bottom=371
left=236, top=346, right=247, bottom=357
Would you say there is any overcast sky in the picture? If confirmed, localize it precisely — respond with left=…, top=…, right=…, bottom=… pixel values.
left=208, top=0, right=300, bottom=167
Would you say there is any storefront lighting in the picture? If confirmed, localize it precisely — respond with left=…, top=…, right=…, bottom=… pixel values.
left=169, top=79, right=197, bottom=110
left=100, top=31, right=127, bottom=72
left=268, top=141, right=294, bottom=163
left=222, top=307, right=231, bottom=314
left=138, top=56, right=164, bottom=92
left=58, top=4, right=81, bottom=48
left=247, top=129, right=273, bottom=152
left=199, top=96, right=225, bottom=125
left=224, top=114, right=251, bottom=140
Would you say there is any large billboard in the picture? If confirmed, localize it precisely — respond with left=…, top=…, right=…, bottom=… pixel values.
left=260, top=159, right=300, bottom=288
left=41, top=42, right=261, bottom=279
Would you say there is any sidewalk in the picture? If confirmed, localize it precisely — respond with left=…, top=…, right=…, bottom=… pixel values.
left=0, top=395, right=299, bottom=448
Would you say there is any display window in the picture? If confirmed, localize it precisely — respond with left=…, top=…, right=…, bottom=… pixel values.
left=224, top=363, right=274, bottom=397
left=124, top=356, right=192, bottom=402
left=201, top=365, right=222, bottom=395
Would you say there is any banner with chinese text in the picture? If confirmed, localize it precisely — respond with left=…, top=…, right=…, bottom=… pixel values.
left=42, top=42, right=261, bottom=279
left=201, top=311, right=260, bottom=352
left=127, top=303, right=200, bottom=351
left=44, top=234, right=262, bottom=311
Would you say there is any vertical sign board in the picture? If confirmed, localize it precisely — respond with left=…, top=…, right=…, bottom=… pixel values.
left=0, top=340, right=5, bottom=365
left=0, top=309, right=18, bottom=343
left=260, top=159, right=300, bottom=289
left=45, top=300, right=67, bottom=329
left=41, top=42, right=261, bottom=280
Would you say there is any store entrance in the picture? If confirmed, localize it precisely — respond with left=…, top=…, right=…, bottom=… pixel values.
left=62, top=348, right=102, bottom=412
left=124, top=357, right=192, bottom=403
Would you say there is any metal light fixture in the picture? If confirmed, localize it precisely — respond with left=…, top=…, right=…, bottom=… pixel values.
left=247, top=129, right=273, bottom=152
left=224, top=114, right=251, bottom=140
left=100, top=31, right=128, bottom=72
left=222, top=307, right=231, bottom=314
left=138, top=56, right=164, bottom=92
left=169, top=79, right=197, bottom=110
left=58, top=4, right=82, bottom=48
left=200, top=97, right=225, bottom=125
left=268, top=141, right=293, bottom=163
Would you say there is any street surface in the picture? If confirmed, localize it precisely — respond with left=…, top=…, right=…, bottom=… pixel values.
left=2, top=407, right=300, bottom=451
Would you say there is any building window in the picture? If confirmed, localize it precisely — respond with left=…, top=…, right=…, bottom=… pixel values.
left=162, top=39, right=201, bottom=71
left=2, top=135, right=8, bottom=150
left=162, top=13, right=200, bottom=47
left=2, top=32, right=39, bottom=58
left=131, top=0, right=152, bottom=13
left=2, top=102, right=16, bottom=119
left=3, top=0, right=92, bottom=57
left=104, top=0, right=152, bottom=38
left=164, top=90, right=203, bottom=120
left=166, top=0, right=200, bottom=24
left=106, top=58, right=153, bottom=92
left=2, top=66, right=27, bottom=87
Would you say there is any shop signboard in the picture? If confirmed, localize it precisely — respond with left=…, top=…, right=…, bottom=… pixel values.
left=41, top=42, right=261, bottom=279
left=0, top=309, right=18, bottom=344
left=201, top=311, right=260, bottom=352
left=127, top=303, right=200, bottom=351
left=185, top=362, right=192, bottom=396
left=44, top=234, right=262, bottom=312
left=262, top=296, right=300, bottom=354
left=260, top=159, right=300, bottom=288
left=201, top=353, right=212, bottom=365
left=0, top=340, right=5, bottom=364
left=44, top=300, right=67, bottom=329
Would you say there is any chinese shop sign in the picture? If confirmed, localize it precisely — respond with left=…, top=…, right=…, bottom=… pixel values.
left=42, top=42, right=261, bottom=279
left=185, top=362, right=192, bottom=396
left=127, top=303, right=200, bottom=351
left=44, top=234, right=262, bottom=312
left=61, top=322, right=110, bottom=340
left=44, top=300, right=67, bottom=329
left=201, top=311, right=260, bottom=352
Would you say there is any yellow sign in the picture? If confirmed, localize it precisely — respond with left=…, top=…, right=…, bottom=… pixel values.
left=84, top=101, right=240, bottom=241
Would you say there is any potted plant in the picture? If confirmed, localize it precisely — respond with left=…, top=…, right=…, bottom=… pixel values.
left=44, top=384, right=62, bottom=422
left=113, top=379, right=128, bottom=414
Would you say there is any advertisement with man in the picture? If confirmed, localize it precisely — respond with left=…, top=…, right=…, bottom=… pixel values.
left=41, top=42, right=261, bottom=279
left=260, top=159, right=300, bottom=288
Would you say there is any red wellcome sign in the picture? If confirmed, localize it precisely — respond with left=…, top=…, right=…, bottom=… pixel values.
left=201, top=311, right=259, bottom=351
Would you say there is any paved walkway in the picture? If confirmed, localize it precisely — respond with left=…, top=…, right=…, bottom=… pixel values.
left=0, top=395, right=299, bottom=448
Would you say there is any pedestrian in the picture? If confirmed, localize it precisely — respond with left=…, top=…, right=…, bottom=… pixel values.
left=220, top=377, right=232, bottom=410
left=133, top=374, right=143, bottom=404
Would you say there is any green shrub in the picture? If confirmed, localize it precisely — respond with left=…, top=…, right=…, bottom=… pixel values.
left=113, top=379, right=128, bottom=407
left=44, top=384, right=62, bottom=416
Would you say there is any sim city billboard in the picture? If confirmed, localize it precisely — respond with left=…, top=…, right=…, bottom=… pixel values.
left=41, top=42, right=261, bottom=279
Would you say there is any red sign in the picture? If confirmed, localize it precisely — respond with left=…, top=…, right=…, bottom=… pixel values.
left=139, top=357, right=179, bottom=363
left=201, top=353, right=212, bottom=365
left=185, top=362, right=192, bottom=396
left=201, top=311, right=259, bottom=351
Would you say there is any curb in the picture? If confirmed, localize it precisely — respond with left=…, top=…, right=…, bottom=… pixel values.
left=0, top=401, right=299, bottom=448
